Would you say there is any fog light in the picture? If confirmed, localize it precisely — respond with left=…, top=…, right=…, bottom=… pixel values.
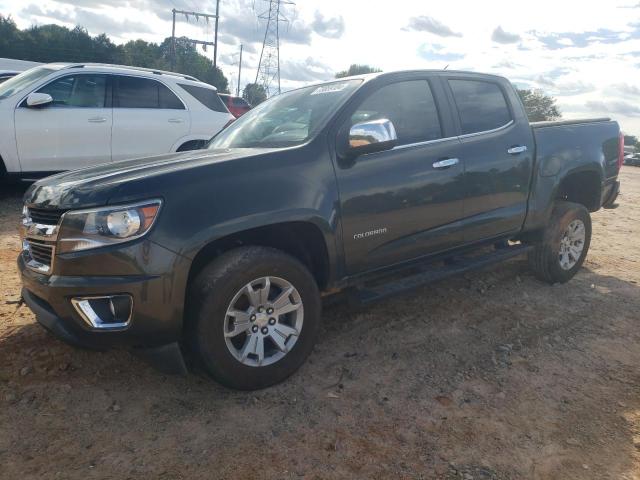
left=71, top=295, right=133, bottom=330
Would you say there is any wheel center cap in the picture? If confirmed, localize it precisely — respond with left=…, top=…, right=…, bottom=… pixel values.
left=254, top=312, right=269, bottom=327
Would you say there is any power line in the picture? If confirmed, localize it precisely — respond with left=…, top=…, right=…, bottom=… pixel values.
left=170, top=7, right=220, bottom=71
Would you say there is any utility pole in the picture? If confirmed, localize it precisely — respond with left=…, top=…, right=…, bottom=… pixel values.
left=171, top=9, right=176, bottom=71
left=170, top=8, right=218, bottom=72
left=255, top=0, right=293, bottom=98
left=237, top=44, right=243, bottom=97
left=213, top=0, right=220, bottom=69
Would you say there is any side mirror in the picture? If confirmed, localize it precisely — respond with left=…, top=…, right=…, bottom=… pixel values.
left=26, top=92, right=53, bottom=108
left=347, top=118, right=398, bottom=157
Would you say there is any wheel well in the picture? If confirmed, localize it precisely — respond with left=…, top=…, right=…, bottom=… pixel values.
left=556, top=170, right=601, bottom=212
left=176, top=140, right=207, bottom=152
left=187, top=221, right=331, bottom=291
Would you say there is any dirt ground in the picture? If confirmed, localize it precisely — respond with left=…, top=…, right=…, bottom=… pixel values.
left=1, top=168, right=639, bottom=480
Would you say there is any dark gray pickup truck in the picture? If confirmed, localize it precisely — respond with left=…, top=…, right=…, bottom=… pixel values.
left=18, top=70, right=622, bottom=389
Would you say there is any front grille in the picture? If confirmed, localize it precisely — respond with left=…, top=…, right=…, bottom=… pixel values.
left=22, top=205, right=64, bottom=274
left=25, top=239, right=54, bottom=269
left=28, top=207, right=66, bottom=225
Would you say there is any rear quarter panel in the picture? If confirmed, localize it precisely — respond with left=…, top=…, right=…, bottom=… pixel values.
left=524, top=120, right=619, bottom=231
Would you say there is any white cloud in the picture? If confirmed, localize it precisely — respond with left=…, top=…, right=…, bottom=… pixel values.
left=3, top=0, right=640, bottom=135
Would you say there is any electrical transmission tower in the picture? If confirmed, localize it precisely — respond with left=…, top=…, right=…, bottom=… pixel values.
left=255, top=0, right=293, bottom=97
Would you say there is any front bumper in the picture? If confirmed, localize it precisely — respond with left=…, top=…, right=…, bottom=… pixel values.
left=18, top=239, right=190, bottom=350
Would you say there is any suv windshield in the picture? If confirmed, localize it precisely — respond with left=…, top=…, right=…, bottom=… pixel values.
left=0, top=66, right=56, bottom=100
left=209, top=79, right=361, bottom=149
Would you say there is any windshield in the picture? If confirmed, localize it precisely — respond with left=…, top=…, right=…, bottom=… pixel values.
left=209, top=79, right=362, bottom=149
left=0, top=66, right=56, bottom=100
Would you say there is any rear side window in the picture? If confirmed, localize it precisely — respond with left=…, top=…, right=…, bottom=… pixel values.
left=351, top=80, right=442, bottom=146
left=448, top=79, right=512, bottom=135
left=114, top=76, right=184, bottom=109
left=178, top=83, right=228, bottom=113
left=37, top=74, right=106, bottom=108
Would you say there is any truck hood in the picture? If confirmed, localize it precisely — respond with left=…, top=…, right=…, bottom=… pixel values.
left=24, top=148, right=271, bottom=209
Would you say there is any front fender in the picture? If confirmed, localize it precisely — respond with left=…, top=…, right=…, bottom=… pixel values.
left=134, top=143, right=343, bottom=283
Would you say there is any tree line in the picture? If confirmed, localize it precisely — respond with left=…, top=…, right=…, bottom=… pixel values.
left=0, top=16, right=563, bottom=121
left=0, top=15, right=229, bottom=92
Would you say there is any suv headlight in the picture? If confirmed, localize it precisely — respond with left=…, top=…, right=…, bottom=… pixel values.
left=57, top=199, right=162, bottom=253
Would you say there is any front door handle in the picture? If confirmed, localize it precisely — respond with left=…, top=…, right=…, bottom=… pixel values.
left=88, top=117, right=106, bottom=123
left=433, top=158, right=459, bottom=169
left=168, top=118, right=184, bottom=123
left=507, top=145, right=527, bottom=155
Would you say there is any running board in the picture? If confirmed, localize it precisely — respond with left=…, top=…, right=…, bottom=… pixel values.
left=355, top=243, right=533, bottom=305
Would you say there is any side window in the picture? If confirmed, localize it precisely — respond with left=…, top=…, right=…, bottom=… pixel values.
left=350, top=80, right=442, bottom=146
left=158, top=83, right=184, bottom=109
left=448, top=79, right=512, bottom=135
left=115, top=76, right=184, bottom=109
left=37, top=74, right=106, bottom=108
left=178, top=83, right=229, bottom=113
left=351, top=80, right=442, bottom=145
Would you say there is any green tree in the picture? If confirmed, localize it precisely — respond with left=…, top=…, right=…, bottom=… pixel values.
left=243, top=83, right=267, bottom=106
left=335, top=64, right=382, bottom=78
left=0, top=15, right=229, bottom=91
left=517, top=88, right=561, bottom=122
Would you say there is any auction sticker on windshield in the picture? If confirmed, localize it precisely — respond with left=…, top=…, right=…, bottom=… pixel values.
left=310, top=82, right=350, bottom=95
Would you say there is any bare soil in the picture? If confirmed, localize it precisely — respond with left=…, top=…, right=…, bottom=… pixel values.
left=1, top=168, right=639, bottom=480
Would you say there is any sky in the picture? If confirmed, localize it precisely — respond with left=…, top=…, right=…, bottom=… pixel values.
left=2, top=0, right=640, bottom=135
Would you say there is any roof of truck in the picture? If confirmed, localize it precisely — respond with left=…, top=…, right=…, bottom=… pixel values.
left=337, top=69, right=509, bottom=82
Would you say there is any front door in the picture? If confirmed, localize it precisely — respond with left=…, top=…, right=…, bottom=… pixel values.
left=334, top=77, right=466, bottom=275
left=14, top=73, right=112, bottom=172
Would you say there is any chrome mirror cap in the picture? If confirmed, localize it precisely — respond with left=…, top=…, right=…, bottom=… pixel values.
left=348, top=118, right=398, bottom=156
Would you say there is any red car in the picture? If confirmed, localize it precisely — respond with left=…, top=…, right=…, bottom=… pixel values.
left=219, top=94, right=252, bottom=118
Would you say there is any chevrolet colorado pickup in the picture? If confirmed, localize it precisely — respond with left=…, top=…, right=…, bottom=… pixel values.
left=18, top=70, right=622, bottom=390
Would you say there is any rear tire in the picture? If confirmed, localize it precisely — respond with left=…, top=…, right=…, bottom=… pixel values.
left=188, top=246, right=321, bottom=390
left=528, top=201, right=592, bottom=284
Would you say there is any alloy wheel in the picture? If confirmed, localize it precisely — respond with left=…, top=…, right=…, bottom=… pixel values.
left=223, top=276, right=304, bottom=367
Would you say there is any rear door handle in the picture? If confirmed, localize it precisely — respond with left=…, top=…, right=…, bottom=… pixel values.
left=168, top=118, right=184, bottom=123
left=433, top=158, right=459, bottom=169
left=88, top=117, right=106, bottom=123
left=507, top=145, right=527, bottom=155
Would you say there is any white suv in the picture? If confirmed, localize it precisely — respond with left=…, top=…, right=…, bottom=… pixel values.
left=0, top=63, right=234, bottom=178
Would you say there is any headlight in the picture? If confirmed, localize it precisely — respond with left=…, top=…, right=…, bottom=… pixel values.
left=57, top=199, right=162, bottom=253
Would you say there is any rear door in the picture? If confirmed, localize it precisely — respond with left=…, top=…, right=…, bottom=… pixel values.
left=334, top=75, right=466, bottom=274
left=111, top=75, right=189, bottom=161
left=14, top=73, right=111, bottom=172
left=444, top=76, right=534, bottom=243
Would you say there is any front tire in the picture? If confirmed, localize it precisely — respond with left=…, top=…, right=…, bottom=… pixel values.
left=528, top=201, right=592, bottom=284
left=188, top=246, right=321, bottom=390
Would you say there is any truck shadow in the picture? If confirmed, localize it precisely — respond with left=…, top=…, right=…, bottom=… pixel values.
left=1, top=261, right=639, bottom=478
